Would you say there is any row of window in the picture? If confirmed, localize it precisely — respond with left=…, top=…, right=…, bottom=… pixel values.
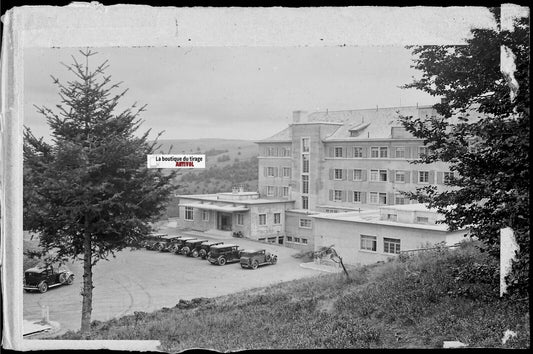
left=265, top=146, right=292, bottom=157
left=264, top=166, right=292, bottom=178
left=286, top=236, right=309, bottom=244
left=258, top=212, right=282, bottom=226
left=330, top=146, right=429, bottom=159
left=329, top=190, right=410, bottom=205
left=361, top=235, right=401, bottom=254
left=331, top=169, right=453, bottom=184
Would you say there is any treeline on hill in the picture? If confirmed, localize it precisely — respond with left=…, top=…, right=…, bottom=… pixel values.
left=177, top=156, right=258, bottom=195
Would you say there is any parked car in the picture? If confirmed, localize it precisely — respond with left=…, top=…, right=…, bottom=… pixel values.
left=198, top=241, right=224, bottom=259
left=180, top=239, right=209, bottom=257
left=207, top=244, right=242, bottom=265
left=171, top=237, right=198, bottom=254
left=142, top=233, right=167, bottom=250
left=240, top=249, right=278, bottom=269
left=154, top=235, right=182, bottom=252
left=23, top=262, right=74, bottom=293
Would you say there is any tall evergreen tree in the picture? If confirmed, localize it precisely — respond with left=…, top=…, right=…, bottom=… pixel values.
left=23, top=49, right=176, bottom=333
left=399, top=9, right=529, bottom=296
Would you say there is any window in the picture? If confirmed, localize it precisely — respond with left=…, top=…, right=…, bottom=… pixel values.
left=353, top=169, right=363, bottom=181
left=370, top=169, right=387, bottom=182
left=267, top=167, right=275, bottom=177
left=443, top=172, right=454, bottom=184
left=353, top=147, right=363, bottom=158
left=395, top=194, right=407, bottom=205
left=258, top=238, right=266, bottom=242
left=334, top=147, right=343, bottom=158
left=302, top=155, right=309, bottom=173
left=266, top=147, right=276, bottom=156
left=237, top=213, right=244, bottom=225
left=274, top=213, right=281, bottom=224
left=395, top=171, right=405, bottom=183
left=299, top=218, right=312, bottom=228
left=419, top=146, right=428, bottom=157
left=301, top=238, right=308, bottom=244
left=294, top=237, right=301, bottom=243
left=287, top=236, right=293, bottom=242
left=370, top=147, right=379, bottom=158
left=386, top=213, right=397, bottom=221
left=416, top=216, right=429, bottom=224
left=419, top=171, right=429, bottom=183
left=282, top=167, right=291, bottom=177
left=268, top=237, right=277, bottom=243
left=395, top=147, right=405, bottom=158
left=384, top=238, right=401, bottom=254
left=302, top=175, right=309, bottom=194
left=282, top=186, right=289, bottom=197
left=361, top=235, right=377, bottom=251
left=302, top=196, right=309, bottom=210
left=259, top=214, right=266, bottom=225
left=280, top=147, right=291, bottom=157
left=185, top=207, right=194, bottom=220
left=334, top=190, right=343, bottom=202
left=334, top=169, right=343, bottom=180
left=379, top=147, right=388, bottom=158
left=202, top=210, right=209, bottom=221
left=353, top=191, right=362, bottom=203
left=302, top=138, right=310, bottom=153
left=267, top=186, right=275, bottom=196
left=369, top=192, right=386, bottom=204
left=325, top=209, right=339, bottom=213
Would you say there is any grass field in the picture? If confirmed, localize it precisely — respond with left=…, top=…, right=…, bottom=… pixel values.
left=57, top=240, right=530, bottom=350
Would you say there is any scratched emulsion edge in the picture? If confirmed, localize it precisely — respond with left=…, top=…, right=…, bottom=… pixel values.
left=0, top=3, right=508, bottom=351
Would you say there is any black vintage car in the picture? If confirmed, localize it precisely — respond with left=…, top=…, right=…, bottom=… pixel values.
left=207, top=244, right=242, bottom=265
left=171, top=237, right=198, bottom=254
left=240, top=249, right=278, bottom=269
left=142, top=233, right=168, bottom=250
left=198, top=241, right=224, bottom=259
left=24, top=263, right=74, bottom=293
left=180, top=239, right=209, bottom=257
left=154, top=235, right=183, bottom=252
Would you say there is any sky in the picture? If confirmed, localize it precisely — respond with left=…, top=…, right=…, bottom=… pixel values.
left=24, top=46, right=439, bottom=142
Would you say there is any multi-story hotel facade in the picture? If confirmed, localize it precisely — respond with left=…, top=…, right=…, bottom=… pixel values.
left=257, top=105, right=454, bottom=212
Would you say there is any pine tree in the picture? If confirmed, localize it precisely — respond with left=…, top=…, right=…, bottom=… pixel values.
left=23, top=49, right=177, bottom=333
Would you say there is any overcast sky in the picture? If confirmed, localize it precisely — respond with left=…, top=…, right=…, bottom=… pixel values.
left=24, top=46, right=439, bottom=142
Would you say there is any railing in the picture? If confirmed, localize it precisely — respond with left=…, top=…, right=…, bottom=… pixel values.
left=399, top=243, right=461, bottom=257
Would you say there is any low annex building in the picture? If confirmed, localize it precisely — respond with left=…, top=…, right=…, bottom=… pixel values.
left=173, top=187, right=294, bottom=244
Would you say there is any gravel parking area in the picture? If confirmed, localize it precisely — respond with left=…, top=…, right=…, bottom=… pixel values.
left=23, top=232, right=322, bottom=334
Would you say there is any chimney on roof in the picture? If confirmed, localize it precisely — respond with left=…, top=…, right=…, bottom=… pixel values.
left=292, top=110, right=307, bottom=123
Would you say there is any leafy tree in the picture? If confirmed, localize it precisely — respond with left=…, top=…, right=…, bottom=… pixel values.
left=23, top=50, right=176, bottom=333
left=399, top=9, right=529, bottom=296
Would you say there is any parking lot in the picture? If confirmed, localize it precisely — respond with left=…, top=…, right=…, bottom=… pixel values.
left=23, top=234, right=322, bottom=334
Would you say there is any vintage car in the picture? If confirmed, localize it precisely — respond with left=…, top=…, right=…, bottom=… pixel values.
left=154, top=235, right=183, bottom=252
left=240, top=249, right=278, bottom=269
left=23, top=263, right=74, bottom=293
left=180, top=239, right=209, bottom=257
left=171, top=237, right=198, bottom=254
left=197, top=241, right=224, bottom=259
left=142, top=233, right=168, bottom=250
left=207, top=244, right=242, bottom=265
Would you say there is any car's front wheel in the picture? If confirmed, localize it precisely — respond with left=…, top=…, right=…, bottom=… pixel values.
left=66, top=275, right=74, bottom=285
left=270, top=257, right=278, bottom=265
left=192, top=250, right=199, bottom=258
left=181, top=247, right=189, bottom=255
left=251, top=260, right=259, bottom=270
left=38, top=281, right=48, bottom=293
left=218, top=257, right=227, bottom=266
left=155, top=243, right=164, bottom=252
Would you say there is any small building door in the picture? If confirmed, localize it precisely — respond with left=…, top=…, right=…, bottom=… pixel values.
left=217, top=212, right=232, bottom=231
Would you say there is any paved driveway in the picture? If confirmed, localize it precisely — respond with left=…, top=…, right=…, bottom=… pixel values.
left=23, top=235, right=322, bottom=334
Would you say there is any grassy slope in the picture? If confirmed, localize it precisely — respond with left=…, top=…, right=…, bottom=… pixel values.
left=58, top=241, right=530, bottom=350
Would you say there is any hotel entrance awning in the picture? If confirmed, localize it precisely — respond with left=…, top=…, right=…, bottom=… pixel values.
left=179, top=203, right=249, bottom=212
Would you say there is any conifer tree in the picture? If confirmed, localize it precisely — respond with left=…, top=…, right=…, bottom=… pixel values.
left=23, top=49, right=176, bottom=333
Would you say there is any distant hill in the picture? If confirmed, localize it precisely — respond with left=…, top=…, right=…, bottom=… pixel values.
left=153, top=138, right=258, bottom=170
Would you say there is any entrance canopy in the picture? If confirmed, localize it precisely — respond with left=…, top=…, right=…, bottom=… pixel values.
left=179, top=203, right=249, bottom=213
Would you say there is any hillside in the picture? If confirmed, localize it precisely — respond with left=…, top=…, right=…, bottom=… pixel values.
left=58, top=241, right=529, bottom=350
